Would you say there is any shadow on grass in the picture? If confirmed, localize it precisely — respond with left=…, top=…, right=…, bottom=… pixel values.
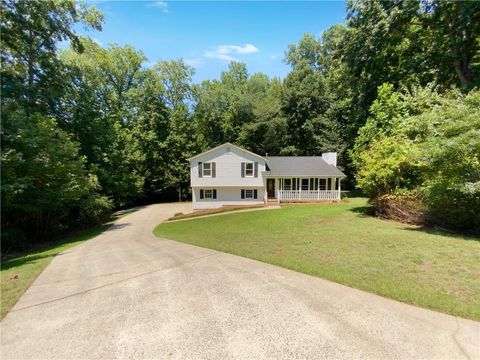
left=1, top=223, right=112, bottom=271
left=349, top=204, right=480, bottom=242
left=402, top=226, right=480, bottom=242
left=349, top=205, right=375, bottom=217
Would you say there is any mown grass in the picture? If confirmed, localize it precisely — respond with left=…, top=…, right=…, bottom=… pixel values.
left=154, top=197, right=480, bottom=320
left=1, top=219, right=118, bottom=319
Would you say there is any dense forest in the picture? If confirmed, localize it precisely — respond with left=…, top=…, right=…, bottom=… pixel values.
left=2, top=0, right=479, bottom=249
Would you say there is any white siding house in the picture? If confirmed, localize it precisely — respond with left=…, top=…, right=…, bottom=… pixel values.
left=189, top=143, right=266, bottom=209
left=188, top=143, right=346, bottom=210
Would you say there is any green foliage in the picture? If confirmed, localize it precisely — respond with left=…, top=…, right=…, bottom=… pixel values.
left=1, top=0, right=110, bottom=250
left=1, top=0, right=103, bottom=115
left=1, top=113, right=112, bottom=250
left=355, top=87, right=480, bottom=233
left=416, top=92, right=480, bottom=231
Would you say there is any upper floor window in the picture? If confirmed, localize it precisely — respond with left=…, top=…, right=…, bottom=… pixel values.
left=203, top=162, right=212, bottom=177
left=245, top=162, right=254, bottom=177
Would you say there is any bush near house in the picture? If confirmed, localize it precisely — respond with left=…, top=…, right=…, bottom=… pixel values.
left=352, top=86, right=480, bottom=234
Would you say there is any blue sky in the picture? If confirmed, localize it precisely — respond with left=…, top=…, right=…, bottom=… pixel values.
left=80, top=1, right=347, bottom=82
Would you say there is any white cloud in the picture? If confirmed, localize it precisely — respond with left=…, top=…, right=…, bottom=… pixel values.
left=92, top=37, right=103, bottom=46
left=204, top=43, right=259, bottom=62
left=184, top=58, right=203, bottom=68
left=147, top=1, right=168, bottom=13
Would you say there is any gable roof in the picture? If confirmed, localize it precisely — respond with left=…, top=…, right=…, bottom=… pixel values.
left=187, top=142, right=266, bottom=162
left=264, top=156, right=346, bottom=177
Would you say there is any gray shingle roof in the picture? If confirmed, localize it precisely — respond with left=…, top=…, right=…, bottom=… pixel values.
left=263, top=157, right=346, bottom=177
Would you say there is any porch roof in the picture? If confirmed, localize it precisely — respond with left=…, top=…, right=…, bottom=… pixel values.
left=263, top=156, right=346, bottom=177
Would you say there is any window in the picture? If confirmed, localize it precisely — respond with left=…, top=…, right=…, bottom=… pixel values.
left=203, top=162, right=211, bottom=177
left=200, top=189, right=217, bottom=199
left=301, top=179, right=309, bottom=190
left=284, top=179, right=292, bottom=190
left=245, top=162, right=254, bottom=177
left=241, top=189, right=258, bottom=199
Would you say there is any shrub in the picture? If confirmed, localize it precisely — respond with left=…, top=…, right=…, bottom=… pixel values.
left=354, top=86, right=480, bottom=234
left=1, top=113, right=112, bottom=250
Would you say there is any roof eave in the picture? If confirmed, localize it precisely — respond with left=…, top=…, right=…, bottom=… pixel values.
left=187, top=142, right=266, bottom=162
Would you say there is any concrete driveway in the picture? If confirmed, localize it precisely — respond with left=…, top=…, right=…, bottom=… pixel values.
left=1, top=203, right=479, bottom=359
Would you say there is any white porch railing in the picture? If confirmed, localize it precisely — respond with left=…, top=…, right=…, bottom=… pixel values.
left=278, top=190, right=340, bottom=201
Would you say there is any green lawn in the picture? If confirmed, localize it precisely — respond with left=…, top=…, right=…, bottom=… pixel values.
left=1, top=222, right=114, bottom=319
left=154, top=197, right=480, bottom=320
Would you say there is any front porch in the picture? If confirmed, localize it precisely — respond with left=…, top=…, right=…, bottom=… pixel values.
left=266, top=177, right=342, bottom=202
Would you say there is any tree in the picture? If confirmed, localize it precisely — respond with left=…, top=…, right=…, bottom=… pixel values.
left=355, top=85, right=480, bottom=233
left=282, top=34, right=347, bottom=159
left=1, top=114, right=111, bottom=249
left=1, top=0, right=103, bottom=116
left=154, top=59, right=195, bottom=109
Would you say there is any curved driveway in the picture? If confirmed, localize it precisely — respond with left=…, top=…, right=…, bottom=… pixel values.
left=2, top=203, right=479, bottom=359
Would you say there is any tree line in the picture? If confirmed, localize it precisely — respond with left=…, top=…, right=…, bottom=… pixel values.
left=2, top=0, right=479, bottom=250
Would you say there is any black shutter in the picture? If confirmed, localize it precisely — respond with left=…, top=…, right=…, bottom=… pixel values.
left=241, top=189, right=245, bottom=199
left=213, top=189, right=217, bottom=199
left=212, top=162, right=216, bottom=178
left=254, top=189, right=258, bottom=199
left=200, top=189, right=204, bottom=199
left=254, top=162, right=258, bottom=177
left=198, top=162, right=203, bottom=178
left=241, top=162, right=245, bottom=178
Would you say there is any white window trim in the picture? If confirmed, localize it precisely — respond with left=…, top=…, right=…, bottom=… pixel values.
left=245, top=162, right=254, bottom=177
left=204, top=189, right=213, bottom=199
left=284, top=178, right=292, bottom=191
left=245, top=189, right=254, bottom=199
left=203, top=162, right=212, bottom=177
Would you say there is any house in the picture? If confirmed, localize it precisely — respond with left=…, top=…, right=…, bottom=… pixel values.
left=188, top=143, right=346, bottom=210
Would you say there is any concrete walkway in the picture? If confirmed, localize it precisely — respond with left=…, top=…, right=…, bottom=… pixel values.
left=1, top=203, right=479, bottom=359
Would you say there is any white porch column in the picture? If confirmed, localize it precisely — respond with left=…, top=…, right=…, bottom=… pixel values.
left=317, top=177, right=320, bottom=199
left=277, top=178, right=280, bottom=203
left=338, top=178, right=342, bottom=199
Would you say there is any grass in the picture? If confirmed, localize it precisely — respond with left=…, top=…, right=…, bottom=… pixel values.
left=0, top=219, right=118, bottom=319
left=154, top=197, right=480, bottom=321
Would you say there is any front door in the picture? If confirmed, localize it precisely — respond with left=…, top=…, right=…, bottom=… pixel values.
left=267, top=178, right=276, bottom=199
